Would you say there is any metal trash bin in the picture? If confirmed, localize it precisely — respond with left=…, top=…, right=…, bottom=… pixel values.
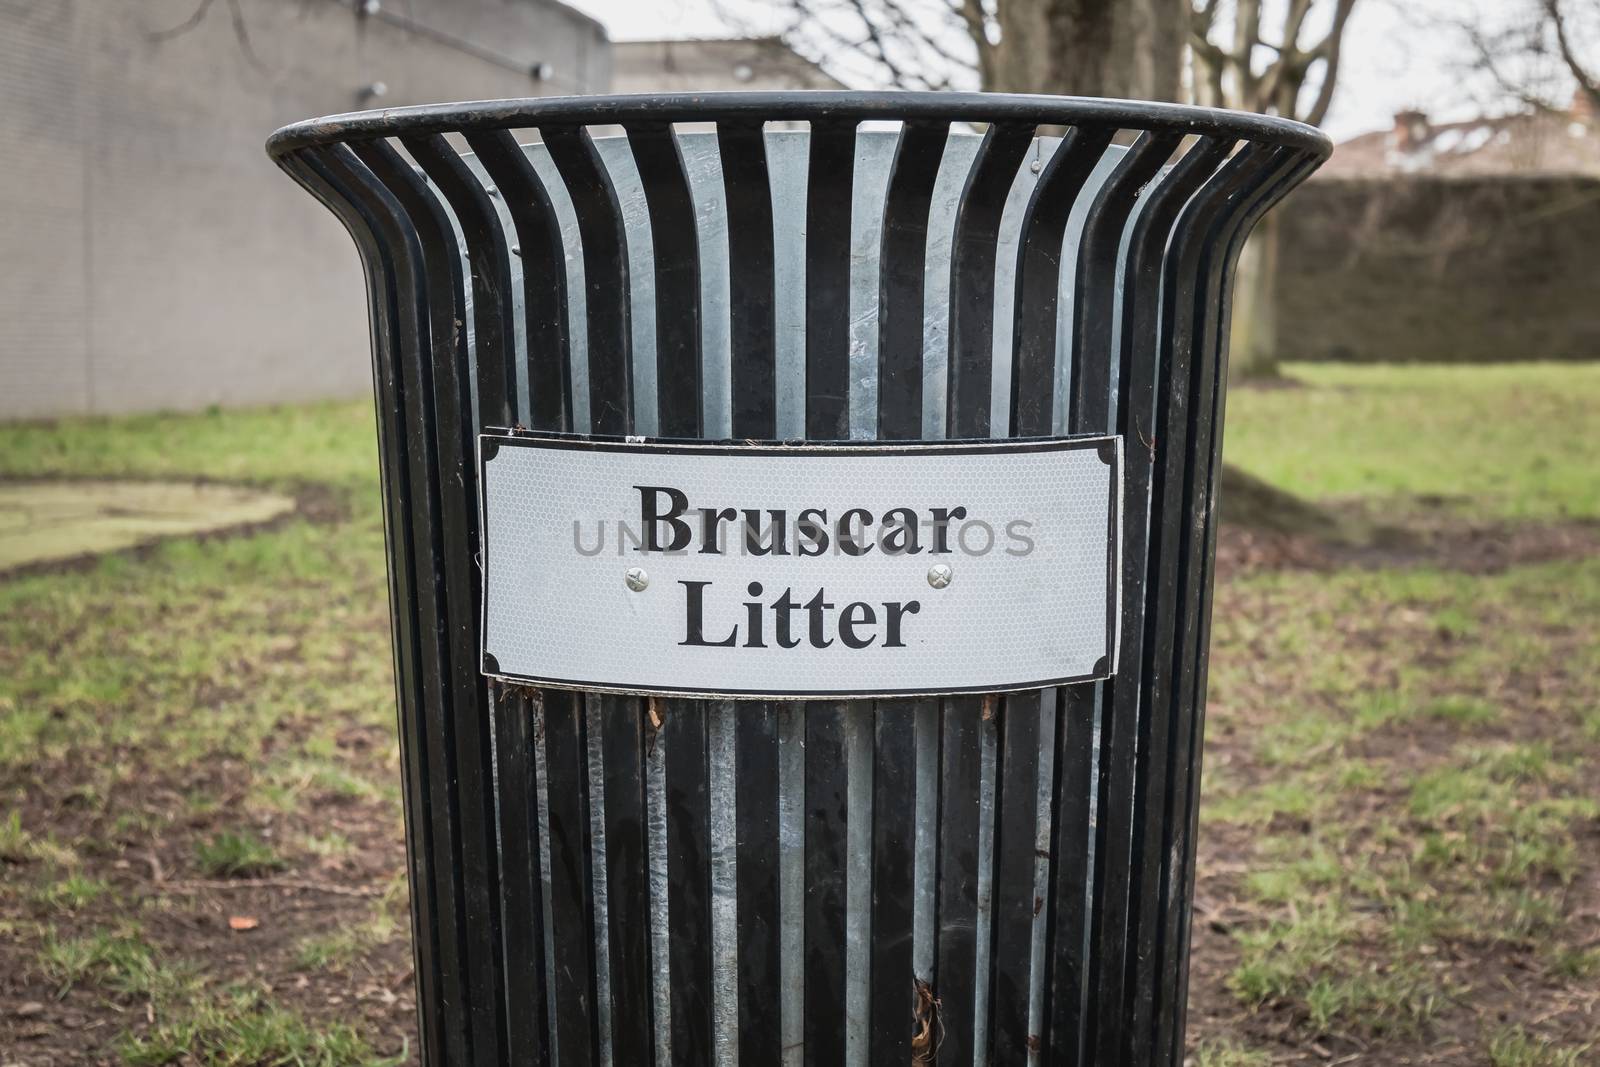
left=269, top=92, right=1326, bottom=1066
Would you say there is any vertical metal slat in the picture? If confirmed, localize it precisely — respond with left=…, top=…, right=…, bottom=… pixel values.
left=542, top=124, right=633, bottom=435
left=869, top=699, right=919, bottom=1063
left=462, top=129, right=575, bottom=432
left=1006, top=124, right=1117, bottom=1067
left=624, top=123, right=719, bottom=1067
left=350, top=137, right=506, bottom=1067
left=600, top=695, right=657, bottom=1064
left=545, top=691, right=603, bottom=1066
left=711, top=117, right=786, bottom=1064
left=931, top=696, right=982, bottom=1065
left=720, top=121, right=779, bottom=441
left=985, top=690, right=1044, bottom=1062
left=802, top=702, right=849, bottom=1065
left=1115, top=136, right=1236, bottom=1067
left=735, top=701, right=783, bottom=1060
left=1160, top=149, right=1318, bottom=1065
left=662, top=701, right=716, bottom=1063
left=946, top=122, right=1034, bottom=439
left=876, top=120, right=949, bottom=440
left=403, top=134, right=519, bottom=427
left=626, top=122, right=703, bottom=438
left=804, top=120, right=858, bottom=441
left=291, top=146, right=448, bottom=1067
left=406, top=133, right=558, bottom=1067
left=1009, top=126, right=1116, bottom=438
left=1067, top=131, right=1184, bottom=1066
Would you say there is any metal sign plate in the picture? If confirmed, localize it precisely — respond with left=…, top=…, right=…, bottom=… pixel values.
left=479, top=434, right=1121, bottom=699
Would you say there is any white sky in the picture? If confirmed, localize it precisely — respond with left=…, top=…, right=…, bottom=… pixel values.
left=563, top=0, right=1557, bottom=141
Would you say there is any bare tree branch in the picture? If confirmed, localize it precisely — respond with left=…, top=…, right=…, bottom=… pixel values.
left=1252, top=0, right=1316, bottom=111
left=1438, top=0, right=1600, bottom=116
left=1302, top=0, right=1357, bottom=125
left=736, top=0, right=969, bottom=91
left=149, top=0, right=221, bottom=41
left=148, top=0, right=266, bottom=72
left=1186, top=0, right=1360, bottom=121
left=1544, top=0, right=1600, bottom=106
left=224, top=0, right=267, bottom=72
left=1453, top=13, right=1564, bottom=114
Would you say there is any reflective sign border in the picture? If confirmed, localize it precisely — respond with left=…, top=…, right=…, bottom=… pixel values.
left=477, top=431, right=1123, bottom=700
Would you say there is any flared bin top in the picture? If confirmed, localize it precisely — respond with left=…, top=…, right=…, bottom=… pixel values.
left=268, top=91, right=1327, bottom=444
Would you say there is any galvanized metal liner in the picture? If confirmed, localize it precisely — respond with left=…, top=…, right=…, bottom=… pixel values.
left=270, top=91, right=1327, bottom=1067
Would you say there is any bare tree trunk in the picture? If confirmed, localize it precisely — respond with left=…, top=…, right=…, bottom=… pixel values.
left=983, top=0, right=1186, bottom=100
left=1229, top=215, right=1282, bottom=380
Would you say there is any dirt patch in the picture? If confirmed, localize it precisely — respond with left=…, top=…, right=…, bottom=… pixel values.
left=1216, top=509, right=1600, bottom=579
left=0, top=736, right=416, bottom=1063
left=1187, top=537, right=1600, bottom=1063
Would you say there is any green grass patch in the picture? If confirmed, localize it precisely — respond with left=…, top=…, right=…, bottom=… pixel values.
left=0, top=811, right=78, bottom=868
left=1229, top=903, right=1444, bottom=1035
left=33, top=871, right=111, bottom=913
left=0, top=400, right=380, bottom=492
left=194, top=831, right=285, bottom=878
left=1242, top=838, right=1355, bottom=904
left=1190, top=1038, right=1272, bottom=1067
left=292, top=892, right=399, bottom=973
left=1204, top=779, right=1327, bottom=827
left=41, top=926, right=159, bottom=997
left=1547, top=945, right=1600, bottom=981
left=1225, top=362, right=1600, bottom=520
left=1210, top=510, right=1599, bottom=1045
left=31, top=907, right=391, bottom=1066
left=120, top=986, right=393, bottom=1067
left=0, top=809, right=34, bottom=862
left=1419, top=696, right=1498, bottom=725
left=1486, top=1025, right=1593, bottom=1067
left=297, top=830, right=356, bottom=858
left=294, top=922, right=386, bottom=972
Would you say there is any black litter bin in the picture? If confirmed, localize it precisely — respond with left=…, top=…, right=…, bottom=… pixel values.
left=269, top=92, right=1326, bottom=1066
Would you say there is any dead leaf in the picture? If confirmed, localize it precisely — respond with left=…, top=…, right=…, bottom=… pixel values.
left=911, top=978, right=941, bottom=1062
left=228, top=915, right=260, bottom=931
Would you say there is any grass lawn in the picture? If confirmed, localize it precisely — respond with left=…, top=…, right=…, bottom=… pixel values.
left=1, top=364, right=1596, bottom=1064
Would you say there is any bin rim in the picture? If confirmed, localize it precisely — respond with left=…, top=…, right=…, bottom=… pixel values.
left=266, top=89, right=1331, bottom=160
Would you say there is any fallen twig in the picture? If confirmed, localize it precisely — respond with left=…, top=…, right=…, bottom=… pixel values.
left=161, top=877, right=380, bottom=898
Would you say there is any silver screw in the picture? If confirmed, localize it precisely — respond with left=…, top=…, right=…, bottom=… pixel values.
left=927, top=563, right=953, bottom=589
left=625, top=567, right=650, bottom=592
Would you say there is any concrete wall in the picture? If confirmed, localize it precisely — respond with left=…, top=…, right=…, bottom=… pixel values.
left=1276, top=174, right=1600, bottom=364
left=0, top=0, right=606, bottom=420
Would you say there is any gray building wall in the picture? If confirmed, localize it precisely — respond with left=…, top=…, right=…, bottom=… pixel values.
left=0, top=0, right=607, bottom=419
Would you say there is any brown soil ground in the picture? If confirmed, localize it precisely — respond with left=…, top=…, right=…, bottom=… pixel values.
left=0, top=720, right=418, bottom=1061
left=1189, top=519, right=1600, bottom=1065
left=1, top=515, right=1595, bottom=1065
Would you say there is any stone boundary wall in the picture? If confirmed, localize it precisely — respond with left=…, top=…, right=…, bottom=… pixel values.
left=1276, top=174, right=1600, bottom=363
